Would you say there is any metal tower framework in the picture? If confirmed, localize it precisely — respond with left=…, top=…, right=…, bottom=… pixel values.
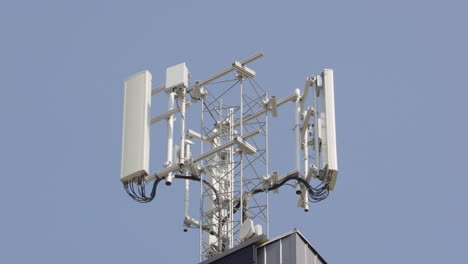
left=197, top=73, right=270, bottom=258
left=120, top=52, right=338, bottom=262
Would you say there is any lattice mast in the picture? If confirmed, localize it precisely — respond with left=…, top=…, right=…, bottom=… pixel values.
left=120, top=52, right=338, bottom=262
left=197, top=71, right=271, bottom=258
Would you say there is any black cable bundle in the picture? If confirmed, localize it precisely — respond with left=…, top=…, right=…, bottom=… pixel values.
left=123, top=174, right=221, bottom=205
left=123, top=172, right=329, bottom=211
left=235, top=171, right=330, bottom=220
left=123, top=177, right=162, bottom=203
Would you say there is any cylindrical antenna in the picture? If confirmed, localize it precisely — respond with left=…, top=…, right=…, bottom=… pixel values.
left=313, top=79, right=320, bottom=174
left=294, top=88, right=302, bottom=195
left=184, top=139, right=191, bottom=231
left=265, top=96, right=270, bottom=237
left=229, top=107, right=234, bottom=248
left=179, top=87, right=187, bottom=164
left=302, top=122, right=310, bottom=212
left=240, top=77, right=244, bottom=224
left=199, top=98, right=204, bottom=262
left=165, top=92, right=175, bottom=185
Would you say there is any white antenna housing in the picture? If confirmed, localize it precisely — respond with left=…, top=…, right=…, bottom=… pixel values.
left=120, top=71, right=152, bottom=183
left=166, top=62, right=188, bottom=92
left=320, top=69, right=338, bottom=189
left=239, top=219, right=255, bottom=242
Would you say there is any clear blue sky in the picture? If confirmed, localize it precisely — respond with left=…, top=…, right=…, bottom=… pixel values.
left=1, top=1, right=466, bottom=263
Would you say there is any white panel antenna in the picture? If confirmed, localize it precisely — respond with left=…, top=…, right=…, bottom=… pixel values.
left=120, top=71, right=152, bottom=183
left=320, top=69, right=338, bottom=190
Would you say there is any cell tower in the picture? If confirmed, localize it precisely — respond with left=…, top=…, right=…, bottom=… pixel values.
left=120, top=52, right=338, bottom=262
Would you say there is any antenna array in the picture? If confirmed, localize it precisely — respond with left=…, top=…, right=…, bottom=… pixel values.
left=120, top=52, right=338, bottom=261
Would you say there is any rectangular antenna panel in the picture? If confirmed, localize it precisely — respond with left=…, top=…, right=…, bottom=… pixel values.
left=321, top=69, right=338, bottom=190
left=166, top=62, right=188, bottom=92
left=121, top=71, right=152, bottom=183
